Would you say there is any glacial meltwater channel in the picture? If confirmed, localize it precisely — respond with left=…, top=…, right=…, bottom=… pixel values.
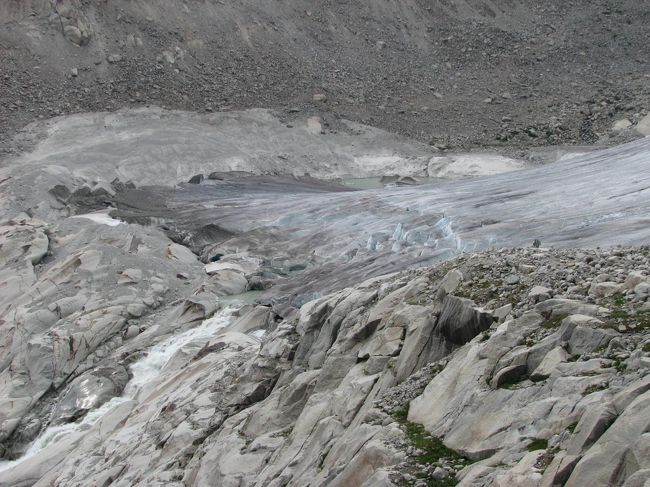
left=0, top=306, right=238, bottom=473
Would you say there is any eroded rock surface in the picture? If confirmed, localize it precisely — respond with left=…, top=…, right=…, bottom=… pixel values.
left=0, top=245, right=648, bottom=487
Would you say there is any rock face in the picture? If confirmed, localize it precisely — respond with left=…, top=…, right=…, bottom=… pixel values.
left=0, top=244, right=647, bottom=486
left=0, top=216, right=209, bottom=452
left=0, top=257, right=495, bottom=486
left=55, top=1, right=92, bottom=46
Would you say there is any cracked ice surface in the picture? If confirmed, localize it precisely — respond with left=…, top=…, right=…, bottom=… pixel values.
left=1, top=109, right=648, bottom=303
left=111, top=137, right=650, bottom=302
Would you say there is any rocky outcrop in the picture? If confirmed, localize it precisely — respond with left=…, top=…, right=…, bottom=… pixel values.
left=405, top=248, right=650, bottom=486
left=0, top=256, right=496, bottom=486
left=0, top=217, right=49, bottom=310
left=52, top=1, right=92, bottom=46
left=0, top=215, right=212, bottom=454
left=2, top=245, right=647, bottom=486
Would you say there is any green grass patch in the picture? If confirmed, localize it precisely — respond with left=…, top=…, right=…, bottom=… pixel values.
left=392, top=406, right=471, bottom=486
left=607, top=308, right=650, bottom=332
left=643, top=342, right=650, bottom=353
left=393, top=406, right=409, bottom=422
left=527, top=438, right=548, bottom=451
left=611, top=308, right=629, bottom=319
left=402, top=422, right=466, bottom=466
left=566, top=422, right=578, bottom=433
left=613, top=359, right=628, bottom=372
left=583, top=383, right=608, bottom=395
left=604, top=292, right=650, bottom=331
left=593, top=344, right=608, bottom=353
left=634, top=312, right=650, bottom=330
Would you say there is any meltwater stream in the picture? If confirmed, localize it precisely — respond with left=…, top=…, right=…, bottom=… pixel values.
left=0, top=307, right=237, bottom=473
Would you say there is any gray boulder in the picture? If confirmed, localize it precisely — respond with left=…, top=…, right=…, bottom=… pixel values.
left=51, top=363, right=129, bottom=425
left=436, top=295, right=494, bottom=346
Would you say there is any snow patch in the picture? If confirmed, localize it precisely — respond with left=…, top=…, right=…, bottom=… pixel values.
left=427, top=153, right=525, bottom=178
left=70, top=211, right=123, bottom=227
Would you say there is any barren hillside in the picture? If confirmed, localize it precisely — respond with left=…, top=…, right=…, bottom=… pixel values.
left=2, top=0, right=650, bottom=156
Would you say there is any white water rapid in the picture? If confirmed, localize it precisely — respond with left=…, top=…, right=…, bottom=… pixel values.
left=0, top=306, right=236, bottom=472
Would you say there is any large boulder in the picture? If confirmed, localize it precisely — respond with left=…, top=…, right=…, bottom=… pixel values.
left=50, top=363, right=129, bottom=424
left=565, top=389, right=650, bottom=486
left=557, top=315, right=618, bottom=355
left=535, top=299, right=609, bottom=318
left=436, top=295, right=494, bottom=346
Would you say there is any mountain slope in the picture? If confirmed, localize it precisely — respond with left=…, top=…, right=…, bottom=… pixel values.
left=2, top=0, right=650, bottom=157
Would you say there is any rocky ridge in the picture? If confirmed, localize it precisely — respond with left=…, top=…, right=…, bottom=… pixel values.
left=1, top=240, right=649, bottom=486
